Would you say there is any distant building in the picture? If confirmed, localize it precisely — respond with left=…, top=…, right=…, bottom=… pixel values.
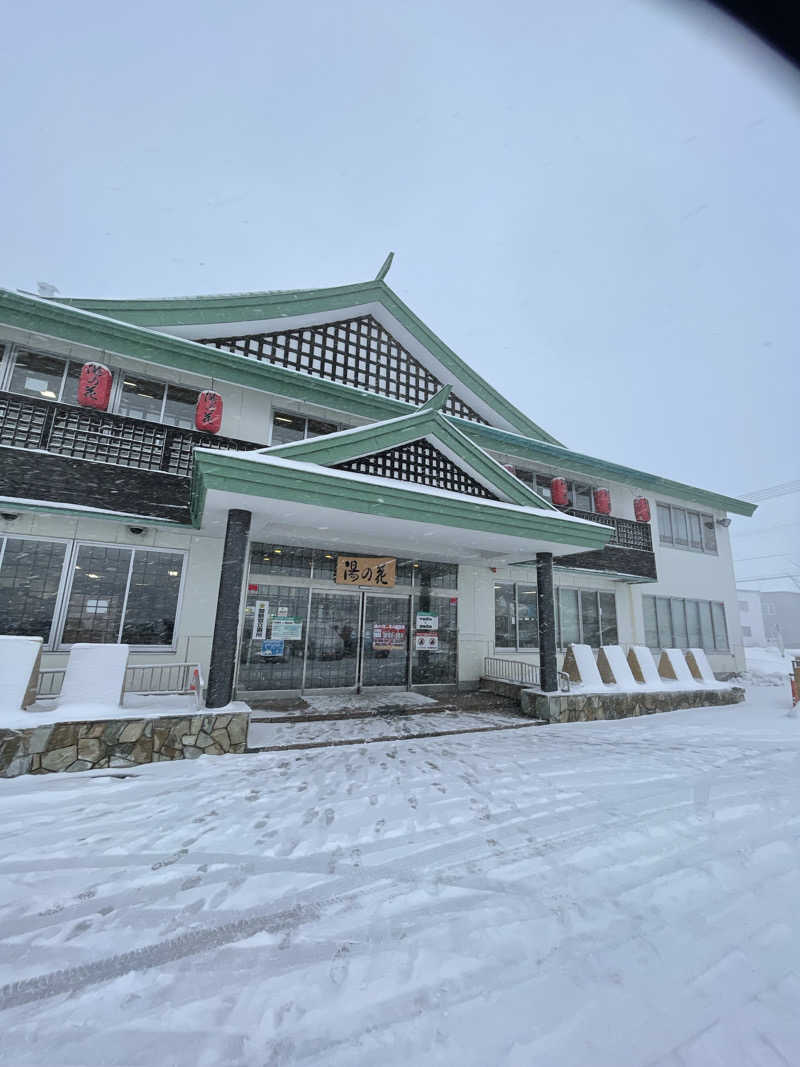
left=761, top=591, right=800, bottom=649
left=737, top=589, right=800, bottom=650
left=736, top=590, right=768, bottom=647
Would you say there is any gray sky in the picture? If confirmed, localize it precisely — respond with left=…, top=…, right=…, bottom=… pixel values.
left=2, top=0, right=798, bottom=586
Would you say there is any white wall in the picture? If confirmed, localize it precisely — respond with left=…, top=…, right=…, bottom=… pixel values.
left=736, top=590, right=766, bottom=647
left=0, top=511, right=224, bottom=680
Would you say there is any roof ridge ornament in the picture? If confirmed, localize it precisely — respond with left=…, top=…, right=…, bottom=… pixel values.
left=375, top=252, right=394, bottom=281
left=418, top=385, right=452, bottom=413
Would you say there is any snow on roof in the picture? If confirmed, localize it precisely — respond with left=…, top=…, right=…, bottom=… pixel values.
left=196, top=449, right=607, bottom=527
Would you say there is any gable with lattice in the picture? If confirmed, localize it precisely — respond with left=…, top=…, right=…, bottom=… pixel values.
left=199, top=314, right=487, bottom=424
left=333, top=438, right=498, bottom=498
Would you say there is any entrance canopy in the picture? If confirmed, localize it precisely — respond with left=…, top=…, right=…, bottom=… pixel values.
left=192, top=398, right=613, bottom=564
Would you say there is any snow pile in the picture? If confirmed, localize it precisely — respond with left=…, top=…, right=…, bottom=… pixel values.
left=567, top=643, right=604, bottom=686
left=0, top=636, right=42, bottom=713
left=628, top=645, right=664, bottom=687
left=600, top=644, right=637, bottom=687
left=0, top=685, right=797, bottom=1065
left=660, top=647, right=698, bottom=685
left=739, top=645, right=794, bottom=687
left=58, top=643, right=129, bottom=711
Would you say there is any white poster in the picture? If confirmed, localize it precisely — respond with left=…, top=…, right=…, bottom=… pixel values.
left=416, top=612, right=438, bottom=631
left=415, top=633, right=439, bottom=651
left=252, top=600, right=269, bottom=640
left=271, top=618, right=303, bottom=641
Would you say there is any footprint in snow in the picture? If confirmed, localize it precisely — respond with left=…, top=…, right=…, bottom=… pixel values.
left=324, top=808, right=335, bottom=826
left=408, top=796, right=418, bottom=810
left=302, top=807, right=318, bottom=826
left=374, top=818, right=386, bottom=836
left=329, top=944, right=351, bottom=985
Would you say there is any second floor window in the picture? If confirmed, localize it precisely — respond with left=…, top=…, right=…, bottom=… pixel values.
left=657, top=503, right=717, bottom=554
left=1, top=346, right=200, bottom=430
left=271, top=410, right=340, bottom=445
left=512, top=468, right=594, bottom=511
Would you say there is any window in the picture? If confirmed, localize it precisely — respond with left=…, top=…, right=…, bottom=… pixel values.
left=60, top=545, right=184, bottom=647
left=249, top=543, right=456, bottom=591
left=271, top=411, right=340, bottom=446
left=116, top=376, right=199, bottom=428
left=742, top=625, right=752, bottom=637
left=657, top=503, right=718, bottom=554
left=764, top=602, right=776, bottom=616
left=738, top=600, right=748, bottom=612
left=494, top=584, right=616, bottom=651
left=6, top=349, right=77, bottom=402
left=2, top=345, right=201, bottom=430
left=643, top=596, right=729, bottom=652
left=0, top=537, right=68, bottom=643
left=510, top=470, right=597, bottom=511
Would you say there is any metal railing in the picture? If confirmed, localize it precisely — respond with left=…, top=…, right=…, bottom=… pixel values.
left=484, top=656, right=570, bottom=692
left=0, top=391, right=258, bottom=478
left=567, top=509, right=653, bottom=552
left=37, top=662, right=205, bottom=708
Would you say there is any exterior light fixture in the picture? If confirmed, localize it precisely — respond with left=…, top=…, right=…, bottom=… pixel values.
left=716, top=517, right=732, bottom=528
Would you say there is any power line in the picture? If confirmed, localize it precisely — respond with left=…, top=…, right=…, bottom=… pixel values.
left=735, top=552, right=800, bottom=564
left=732, top=520, right=800, bottom=538
left=739, top=479, right=800, bottom=502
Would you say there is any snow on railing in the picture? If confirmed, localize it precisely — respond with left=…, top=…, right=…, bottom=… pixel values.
left=37, top=662, right=205, bottom=708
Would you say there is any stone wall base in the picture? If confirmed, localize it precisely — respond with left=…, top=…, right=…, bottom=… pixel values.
left=520, top=686, right=745, bottom=724
left=0, top=712, right=250, bottom=778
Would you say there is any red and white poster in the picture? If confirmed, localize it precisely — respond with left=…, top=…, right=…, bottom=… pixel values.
left=372, top=624, right=406, bottom=651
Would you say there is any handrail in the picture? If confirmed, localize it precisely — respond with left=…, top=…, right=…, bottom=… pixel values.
left=37, top=662, right=205, bottom=707
left=484, top=656, right=570, bottom=693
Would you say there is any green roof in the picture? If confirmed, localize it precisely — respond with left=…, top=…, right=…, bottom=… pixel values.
left=0, top=286, right=756, bottom=518
left=46, top=278, right=559, bottom=444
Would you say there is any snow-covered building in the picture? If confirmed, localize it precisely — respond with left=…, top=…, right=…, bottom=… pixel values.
left=0, top=268, right=755, bottom=704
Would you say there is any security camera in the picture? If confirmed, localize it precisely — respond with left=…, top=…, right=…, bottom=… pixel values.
left=1, top=512, right=19, bottom=521
left=128, top=526, right=147, bottom=535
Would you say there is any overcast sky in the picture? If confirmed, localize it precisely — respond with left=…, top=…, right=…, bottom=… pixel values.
left=2, top=0, right=798, bottom=587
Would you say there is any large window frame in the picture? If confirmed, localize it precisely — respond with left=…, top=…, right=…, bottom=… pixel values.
left=0, top=533, right=187, bottom=652
left=493, top=582, right=618, bottom=652
left=656, top=502, right=718, bottom=555
left=0, top=341, right=201, bottom=430
left=643, top=595, right=729, bottom=652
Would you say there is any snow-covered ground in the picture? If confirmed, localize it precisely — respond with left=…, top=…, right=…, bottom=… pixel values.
left=0, top=681, right=798, bottom=1066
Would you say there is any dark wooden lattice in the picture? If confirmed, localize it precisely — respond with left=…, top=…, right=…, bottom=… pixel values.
left=199, top=314, right=487, bottom=424
left=334, top=438, right=498, bottom=499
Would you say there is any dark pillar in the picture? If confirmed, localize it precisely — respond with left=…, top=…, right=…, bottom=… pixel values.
left=206, top=508, right=252, bottom=708
left=536, top=552, right=558, bottom=693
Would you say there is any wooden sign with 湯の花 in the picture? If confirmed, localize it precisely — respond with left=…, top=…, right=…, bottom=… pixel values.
left=335, top=556, right=396, bottom=587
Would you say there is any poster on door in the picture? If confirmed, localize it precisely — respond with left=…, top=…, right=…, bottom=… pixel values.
left=271, top=618, right=303, bottom=640
left=372, top=623, right=406, bottom=651
left=252, top=600, right=269, bottom=640
left=415, top=633, right=439, bottom=651
left=260, top=639, right=285, bottom=658
left=415, top=612, right=438, bottom=631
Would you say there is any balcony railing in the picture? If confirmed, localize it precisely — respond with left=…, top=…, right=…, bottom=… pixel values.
left=567, top=508, right=653, bottom=552
left=0, top=391, right=258, bottom=477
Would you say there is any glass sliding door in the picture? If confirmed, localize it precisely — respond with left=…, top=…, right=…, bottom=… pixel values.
left=304, top=590, right=360, bottom=689
left=361, top=594, right=410, bottom=687
left=238, top=584, right=309, bottom=692
left=411, top=593, right=457, bottom=684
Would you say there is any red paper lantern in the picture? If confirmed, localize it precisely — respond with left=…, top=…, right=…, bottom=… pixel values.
left=634, top=496, right=651, bottom=523
left=594, top=487, right=611, bottom=515
left=77, top=362, right=113, bottom=411
left=195, top=390, right=223, bottom=434
left=551, top=477, right=569, bottom=508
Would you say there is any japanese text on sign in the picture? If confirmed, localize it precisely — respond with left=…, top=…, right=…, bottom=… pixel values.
left=336, top=556, right=396, bottom=587
left=372, top=624, right=406, bottom=650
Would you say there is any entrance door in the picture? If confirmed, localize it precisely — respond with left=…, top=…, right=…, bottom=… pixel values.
left=361, top=593, right=410, bottom=687
left=304, top=590, right=360, bottom=689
